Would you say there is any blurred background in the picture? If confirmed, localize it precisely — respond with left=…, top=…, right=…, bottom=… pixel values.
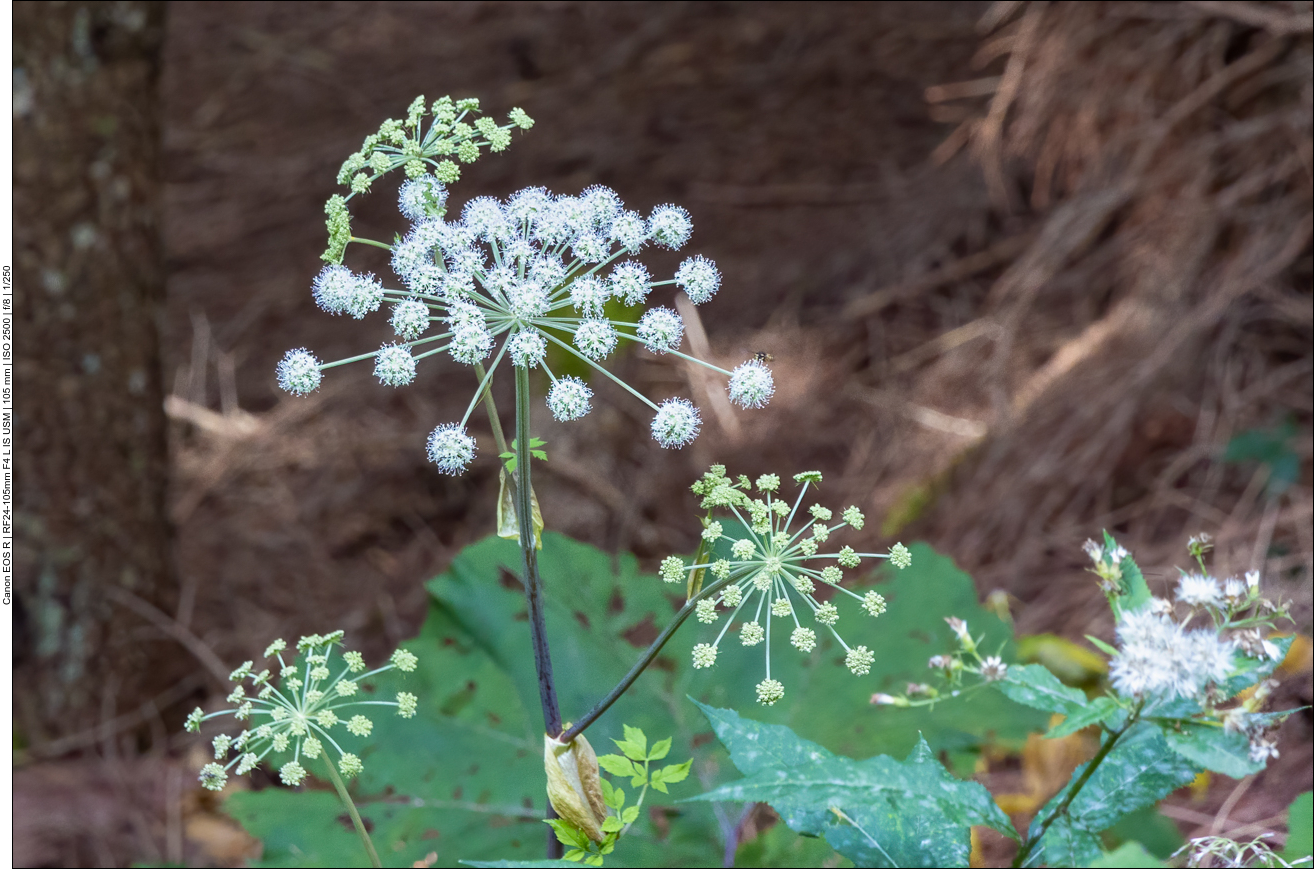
left=13, top=1, right=1312, bottom=865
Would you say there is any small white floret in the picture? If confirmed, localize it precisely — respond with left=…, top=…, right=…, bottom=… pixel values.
left=426, top=424, right=476, bottom=475
left=547, top=376, right=593, bottom=421
left=651, top=398, right=701, bottom=448
left=728, top=359, right=774, bottom=409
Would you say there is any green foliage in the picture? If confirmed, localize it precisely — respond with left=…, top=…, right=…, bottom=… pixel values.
left=501, top=438, right=548, bottom=474
left=1086, top=841, right=1164, bottom=868
left=1100, top=804, right=1184, bottom=860
left=1216, top=634, right=1295, bottom=698
left=549, top=724, right=692, bottom=865
left=684, top=540, right=1046, bottom=765
left=1026, top=723, right=1199, bottom=867
left=996, top=663, right=1089, bottom=716
left=1223, top=418, right=1300, bottom=496
left=688, top=701, right=1016, bottom=868
left=1279, top=792, right=1313, bottom=866
left=221, top=534, right=1048, bottom=866
left=1160, top=721, right=1266, bottom=779
left=1047, top=697, right=1121, bottom=738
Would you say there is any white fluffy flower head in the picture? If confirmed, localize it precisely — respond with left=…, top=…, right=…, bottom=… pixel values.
left=283, top=102, right=766, bottom=471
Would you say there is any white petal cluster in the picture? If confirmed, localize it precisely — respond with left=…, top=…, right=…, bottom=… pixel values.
left=548, top=377, right=592, bottom=421
left=373, top=344, right=417, bottom=386
left=312, top=265, right=384, bottom=319
left=728, top=359, right=775, bottom=409
left=675, top=255, right=721, bottom=304
left=283, top=173, right=771, bottom=472
left=1109, top=607, right=1235, bottom=701
left=426, top=424, right=476, bottom=475
left=276, top=349, right=322, bottom=395
left=651, top=398, right=702, bottom=448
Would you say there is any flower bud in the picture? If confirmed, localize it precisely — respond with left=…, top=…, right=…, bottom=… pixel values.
left=544, top=732, right=607, bottom=843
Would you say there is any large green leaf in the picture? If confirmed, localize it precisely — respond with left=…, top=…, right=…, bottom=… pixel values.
left=688, top=702, right=1017, bottom=867
left=1026, top=723, right=1198, bottom=867
left=1160, top=722, right=1265, bottom=779
left=997, top=664, right=1089, bottom=716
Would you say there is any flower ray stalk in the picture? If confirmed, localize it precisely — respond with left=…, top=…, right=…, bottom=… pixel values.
left=322, top=753, right=382, bottom=869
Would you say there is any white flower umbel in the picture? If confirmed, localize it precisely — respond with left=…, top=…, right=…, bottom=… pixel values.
left=279, top=105, right=774, bottom=471
left=185, top=632, right=419, bottom=792
left=671, top=467, right=911, bottom=704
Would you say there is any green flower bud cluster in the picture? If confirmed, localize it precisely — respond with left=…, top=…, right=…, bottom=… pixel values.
left=323, top=95, right=533, bottom=263
left=674, top=467, right=911, bottom=706
left=185, top=631, right=420, bottom=792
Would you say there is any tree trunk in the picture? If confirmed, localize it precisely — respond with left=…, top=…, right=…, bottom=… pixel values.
left=13, top=1, right=173, bottom=746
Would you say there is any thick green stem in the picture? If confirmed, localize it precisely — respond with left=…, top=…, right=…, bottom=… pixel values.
left=322, top=755, right=381, bottom=869
left=1012, top=711, right=1139, bottom=868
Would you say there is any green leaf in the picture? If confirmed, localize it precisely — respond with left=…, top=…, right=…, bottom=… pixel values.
left=1086, top=841, right=1164, bottom=867
left=462, top=857, right=586, bottom=862
left=1028, top=722, right=1198, bottom=864
left=596, top=754, right=639, bottom=778
left=1085, top=635, right=1119, bottom=658
left=620, top=806, right=640, bottom=825
left=647, top=736, right=672, bottom=761
left=1036, top=816, right=1104, bottom=868
left=1048, top=697, right=1121, bottom=739
left=1161, top=722, right=1265, bottom=778
left=1101, top=805, right=1184, bottom=859
left=689, top=704, right=1018, bottom=867
left=1279, top=792, right=1313, bottom=866
left=601, top=816, right=623, bottom=834
left=1216, top=636, right=1295, bottom=700
left=619, top=725, right=647, bottom=760
left=657, top=760, right=692, bottom=785
left=996, top=664, right=1089, bottom=716
left=547, top=818, right=591, bottom=850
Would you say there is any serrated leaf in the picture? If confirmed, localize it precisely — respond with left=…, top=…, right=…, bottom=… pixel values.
left=1161, top=722, right=1265, bottom=779
left=596, top=754, right=638, bottom=778
left=547, top=818, right=592, bottom=850
left=689, top=705, right=1018, bottom=866
left=996, top=664, right=1088, bottom=716
left=622, top=725, right=649, bottom=751
left=621, top=806, right=640, bottom=824
left=601, top=816, right=623, bottom=833
left=1028, top=816, right=1103, bottom=867
left=689, top=700, right=834, bottom=776
left=1027, top=722, right=1198, bottom=864
left=648, top=736, right=672, bottom=761
left=1048, top=697, right=1120, bottom=739
left=657, top=759, right=692, bottom=785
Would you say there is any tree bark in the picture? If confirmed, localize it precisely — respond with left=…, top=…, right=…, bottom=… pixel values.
left=13, top=1, right=173, bottom=745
